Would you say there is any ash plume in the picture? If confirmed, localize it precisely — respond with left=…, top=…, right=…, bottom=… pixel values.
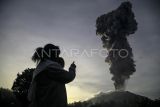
left=96, top=1, right=138, bottom=90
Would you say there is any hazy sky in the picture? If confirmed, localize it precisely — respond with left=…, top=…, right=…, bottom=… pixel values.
left=0, top=0, right=160, bottom=103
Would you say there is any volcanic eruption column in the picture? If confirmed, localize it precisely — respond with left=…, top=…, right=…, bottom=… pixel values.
left=96, top=1, right=138, bottom=90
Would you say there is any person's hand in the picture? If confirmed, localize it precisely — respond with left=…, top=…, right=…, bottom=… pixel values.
left=70, top=61, right=76, bottom=69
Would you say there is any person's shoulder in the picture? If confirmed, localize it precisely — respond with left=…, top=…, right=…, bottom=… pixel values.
left=45, top=59, right=64, bottom=70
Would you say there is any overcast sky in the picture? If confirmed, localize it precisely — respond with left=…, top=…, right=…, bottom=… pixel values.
left=0, top=0, right=160, bottom=102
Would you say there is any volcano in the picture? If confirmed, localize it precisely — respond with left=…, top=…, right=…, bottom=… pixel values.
left=88, top=91, right=153, bottom=106
left=69, top=91, right=156, bottom=107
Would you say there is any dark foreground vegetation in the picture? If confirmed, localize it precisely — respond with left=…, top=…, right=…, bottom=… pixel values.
left=0, top=68, right=160, bottom=107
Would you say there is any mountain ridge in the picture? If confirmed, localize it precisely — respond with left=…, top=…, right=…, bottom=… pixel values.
left=88, top=91, right=153, bottom=105
left=69, top=91, right=157, bottom=107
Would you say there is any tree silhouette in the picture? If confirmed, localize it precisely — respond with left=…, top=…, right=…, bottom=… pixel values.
left=12, top=68, right=34, bottom=107
left=0, top=87, right=20, bottom=107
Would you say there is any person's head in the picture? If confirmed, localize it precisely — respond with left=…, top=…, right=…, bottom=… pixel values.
left=32, top=44, right=61, bottom=63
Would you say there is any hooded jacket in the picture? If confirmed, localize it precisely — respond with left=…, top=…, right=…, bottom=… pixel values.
left=28, top=59, right=76, bottom=107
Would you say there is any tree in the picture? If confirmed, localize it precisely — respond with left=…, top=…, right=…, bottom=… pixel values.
left=0, top=87, right=20, bottom=107
left=12, top=68, right=34, bottom=107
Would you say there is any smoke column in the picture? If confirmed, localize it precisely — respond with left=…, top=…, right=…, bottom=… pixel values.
left=96, top=1, right=138, bottom=90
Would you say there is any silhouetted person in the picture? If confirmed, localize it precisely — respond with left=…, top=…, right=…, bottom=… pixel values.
left=28, top=44, right=76, bottom=107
